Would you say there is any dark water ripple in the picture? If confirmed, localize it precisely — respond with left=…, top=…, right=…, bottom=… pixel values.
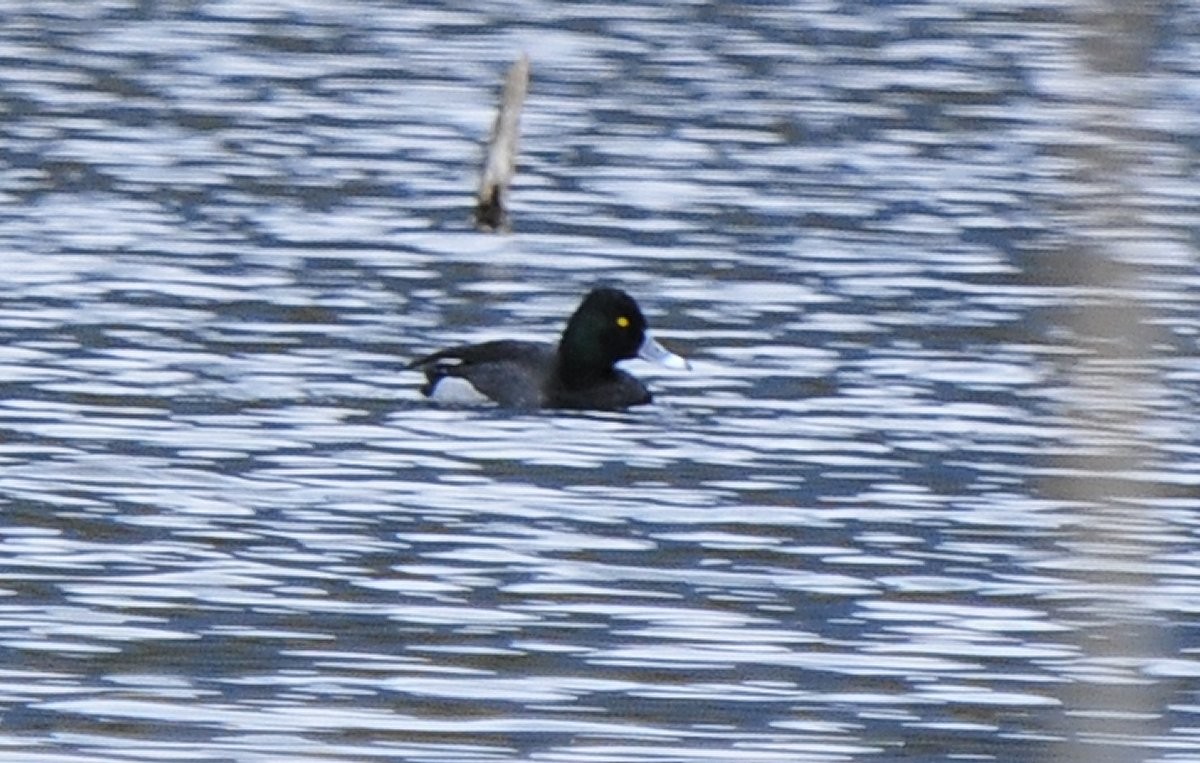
left=1, top=1, right=1198, bottom=762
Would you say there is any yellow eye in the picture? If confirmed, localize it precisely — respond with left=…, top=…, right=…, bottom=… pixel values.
left=616, top=316, right=630, bottom=328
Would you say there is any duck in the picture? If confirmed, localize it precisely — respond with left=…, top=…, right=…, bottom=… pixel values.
left=407, top=287, right=687, bottom=410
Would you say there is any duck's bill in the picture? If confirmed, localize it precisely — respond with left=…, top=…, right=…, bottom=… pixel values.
left=638, top=334, right=690, bottom=370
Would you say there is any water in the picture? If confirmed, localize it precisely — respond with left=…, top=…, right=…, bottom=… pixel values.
left=1, top=1, right=1198, bottom=761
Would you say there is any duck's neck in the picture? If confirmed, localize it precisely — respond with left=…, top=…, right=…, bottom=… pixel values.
left=556, top=342, right=612, bottom=389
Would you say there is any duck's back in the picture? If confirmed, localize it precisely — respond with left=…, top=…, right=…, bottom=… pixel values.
left=408, top=340, right=555, bottom=408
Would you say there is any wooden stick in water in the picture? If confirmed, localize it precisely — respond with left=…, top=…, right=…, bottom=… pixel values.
left=475, top=53, right=530, bottom=231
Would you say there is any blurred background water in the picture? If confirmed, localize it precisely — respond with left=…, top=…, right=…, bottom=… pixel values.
left=0, top=1, right=1198, bottom=761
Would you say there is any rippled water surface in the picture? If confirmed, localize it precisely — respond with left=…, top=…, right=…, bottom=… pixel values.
left=1, top=1, right=1198, bottom=761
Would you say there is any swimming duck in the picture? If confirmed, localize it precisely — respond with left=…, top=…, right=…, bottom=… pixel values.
left=407, top=287, right=687, bottom=409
